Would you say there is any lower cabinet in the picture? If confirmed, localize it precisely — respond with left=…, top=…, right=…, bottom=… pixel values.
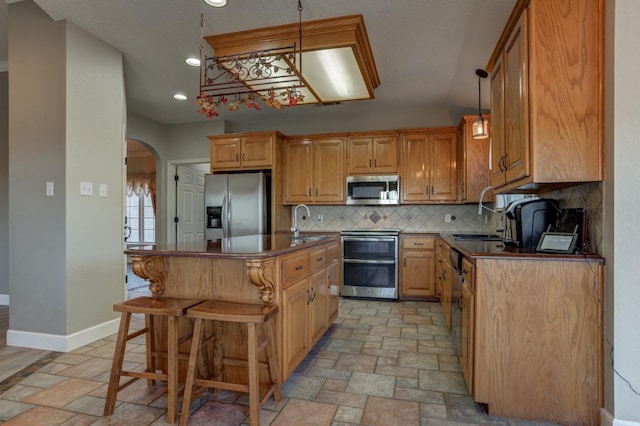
left=400, top=235, right=436, bottom=298
left=280, top=240, right=340, bottom=379
left=436, top=238, right=453, bottom=330
left=472, top=257, right=604, bottom=425
left=282, top=278, right=310, bottom=378
left=459, top=257, right=475, bottom=393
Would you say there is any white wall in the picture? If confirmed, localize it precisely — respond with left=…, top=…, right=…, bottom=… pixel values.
left=0, top=71, right=8, bottom=302
left=7, top=0, right=126, bottom=350
left=604, top=0, right=640, bottom=421
left=65, top=22, right=126, bottom=335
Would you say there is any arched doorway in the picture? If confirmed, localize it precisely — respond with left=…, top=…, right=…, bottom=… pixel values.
left=125, top=139, right=157, bottom=298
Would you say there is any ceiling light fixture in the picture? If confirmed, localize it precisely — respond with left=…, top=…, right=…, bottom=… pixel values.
left=174, top=93, right=188, bottom=101
left=203, top=0, right=227, bottom=7
left=195, top=5, right=379, bottom=118
left=196, top=1, right=305, bottom=117
left=472, top=69, right=489, bottom=140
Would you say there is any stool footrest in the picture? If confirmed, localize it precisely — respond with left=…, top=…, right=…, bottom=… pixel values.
left=126, top=327, right=148, bottom=341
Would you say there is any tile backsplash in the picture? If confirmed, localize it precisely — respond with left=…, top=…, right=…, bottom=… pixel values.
left=295, top=204, right=486, bottom=233
left=296, top=181, right=603, bottom=255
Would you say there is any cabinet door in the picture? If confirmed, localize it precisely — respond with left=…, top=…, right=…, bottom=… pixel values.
left=400, top=133, right=429, bottom=202
left=326, top=261, right=339, bottom=324
left=241, top=136, right=273, bottom=168
left=490, top=55, right=506, bottom=188
left=282, top=278, right=310, bottom=378
left=401, top=250, right=436, bottom=297
left=309, top=269, right=327, bottom=346
left=460, top=281, right=475, bottom=394
left=211, top=138, right=241, bottom=169
left=430, top=132, right=458, bottom=201
left=284, top=139, right=313, bottom=204
left=441, top=263, right=452, bottom=331
left=503, top=10, right=530, bottom=184
left=459, top=115, right=492, bottom=203
left=346, top=137, right=373, bottom=175
left=372, top=136, right=398, bottom=173
left=313, top=138, right=345, bottom=203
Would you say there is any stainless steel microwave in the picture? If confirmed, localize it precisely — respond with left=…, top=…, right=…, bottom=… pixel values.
left=346, top=175, right=400, bottom=205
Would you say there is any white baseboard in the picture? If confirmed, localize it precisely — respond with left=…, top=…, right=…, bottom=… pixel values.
left=602, top=408, right=640, bottom=426
left=6, top=317, right=120, bottom=352
left=0, top=294, right=9, bottom=305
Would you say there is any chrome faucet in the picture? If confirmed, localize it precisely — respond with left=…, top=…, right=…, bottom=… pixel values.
left=291, top=204, right=311, bottom=237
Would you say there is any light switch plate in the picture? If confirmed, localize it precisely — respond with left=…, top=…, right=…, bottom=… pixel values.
left=99, top=184, right=107, bottom=197
left=46, top=181, right=54, bottom=197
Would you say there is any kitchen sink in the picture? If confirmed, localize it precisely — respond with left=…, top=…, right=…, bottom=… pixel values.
left=451, top=233, right=504, bottom=241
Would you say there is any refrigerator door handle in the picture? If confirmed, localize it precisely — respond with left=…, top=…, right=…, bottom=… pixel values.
left=221, top=193, right=229, bottom=238
left=226, top=192, right=232, bottom=237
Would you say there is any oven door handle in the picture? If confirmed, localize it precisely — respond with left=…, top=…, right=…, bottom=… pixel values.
left=342, top=237, right=397, bottom=243
left=343, top=258, right=396, bottom=264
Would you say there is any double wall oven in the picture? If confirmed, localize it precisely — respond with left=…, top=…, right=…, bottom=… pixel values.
left=340, top=229, right=400, bottom=300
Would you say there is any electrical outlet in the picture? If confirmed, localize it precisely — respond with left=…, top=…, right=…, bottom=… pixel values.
left=80, top=181, right=93, bottom=196
left=317, top=214, right=324, bottom=223
left=445, top=214, right=452, bottom=223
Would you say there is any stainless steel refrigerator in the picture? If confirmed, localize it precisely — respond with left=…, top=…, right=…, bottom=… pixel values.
left=204, top=172, right=269, bottom=239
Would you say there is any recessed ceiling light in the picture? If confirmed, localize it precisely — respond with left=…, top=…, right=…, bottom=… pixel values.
left=185, top=57, right=201, bottom=67
left=203, top=0, right=227, bottom=7
left=173, top=93, right=188, bottom=101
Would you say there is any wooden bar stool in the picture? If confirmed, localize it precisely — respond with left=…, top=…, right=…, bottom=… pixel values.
left=180, top=300, right=281, bottom=426
left=103, top=296, right=204, bottom=424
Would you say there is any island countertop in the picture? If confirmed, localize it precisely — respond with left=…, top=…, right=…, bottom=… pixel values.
left=125, top=233, right=339, bottom=260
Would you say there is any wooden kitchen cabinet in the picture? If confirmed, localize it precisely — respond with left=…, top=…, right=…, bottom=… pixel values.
left=435, top=238, right=453, bottom=330
left=400, top=128, right=458, bottom=203
left=400, top=235, right=436, bottom=298
left=459, top=257, right=475, bottom=394
left=457, top=114, right=492, bottom=203
left=283, top=135, right=345, bottom=204
left=346, top=132, right=398, bottom=175
left=209, top=131, right=284, bottom=171
left=486, top=0, right=604, bottom=193
left=473, top=257, right=604, bottom=425
left=279, top=240, right=340, bottom=378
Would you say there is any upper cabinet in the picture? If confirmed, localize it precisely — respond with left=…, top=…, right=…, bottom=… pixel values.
left=283, top=135, right=346, bottom=204
left=347, top=132, right=399, bottom=175
left=209, top=131, right=284, bottom=171
left=486, top=0, right=604, bottom=193
left=457, top=114, right=492, bottom=203
left=400, top=128, right=458, bottom=203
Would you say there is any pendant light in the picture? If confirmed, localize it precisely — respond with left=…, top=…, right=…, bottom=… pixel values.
left=472, top=69, right=489, bottom=139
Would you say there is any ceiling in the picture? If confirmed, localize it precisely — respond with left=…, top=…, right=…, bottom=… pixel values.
left=0, top=0, right=517, bottom=126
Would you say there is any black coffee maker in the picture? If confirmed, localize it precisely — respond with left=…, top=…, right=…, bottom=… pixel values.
left=505, top=198, right=560, bottom=249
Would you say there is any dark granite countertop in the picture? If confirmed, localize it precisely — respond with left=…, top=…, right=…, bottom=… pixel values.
left=440, top=233, right=604, bottom=263
left=124, top=233, right=339, bottom=260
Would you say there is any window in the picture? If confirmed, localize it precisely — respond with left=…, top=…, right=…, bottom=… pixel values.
left=126, top=191, right=155, bottom=243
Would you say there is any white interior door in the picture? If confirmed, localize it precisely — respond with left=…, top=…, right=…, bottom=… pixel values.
left=176, top=165, right=206, bottom=244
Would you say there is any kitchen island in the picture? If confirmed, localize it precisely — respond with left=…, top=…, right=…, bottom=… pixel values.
left=125, top=233, right=340, bottom=385
left=440, top=234, right=604, bottom=426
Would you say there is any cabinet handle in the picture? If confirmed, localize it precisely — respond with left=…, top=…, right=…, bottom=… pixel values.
left=374, top=159, right=377, bottom=167
left=403, top=258, right=406, bottom=267
left=306, top=288, right=311, bottom=305
left=369, top=159, right=372, bottom=168
left=242, top=153, right=245, bottom=161
left=425, top=186, right=429, bottom=195
left=431, top=186, right=434, bottom=195
left=236, top=153, right=239, bottom=162
left=462, top=268, right=468, bottom=274
left=414, top=242, right=424, bottom=246
left=308, top=188, right=312, bottom=196
left=316, top=256, right=323, bottom=262
left=295, top=265, right=303, bottom=271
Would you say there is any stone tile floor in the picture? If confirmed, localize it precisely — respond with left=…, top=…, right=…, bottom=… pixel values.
left=0, top=297, right=561, bottom=425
